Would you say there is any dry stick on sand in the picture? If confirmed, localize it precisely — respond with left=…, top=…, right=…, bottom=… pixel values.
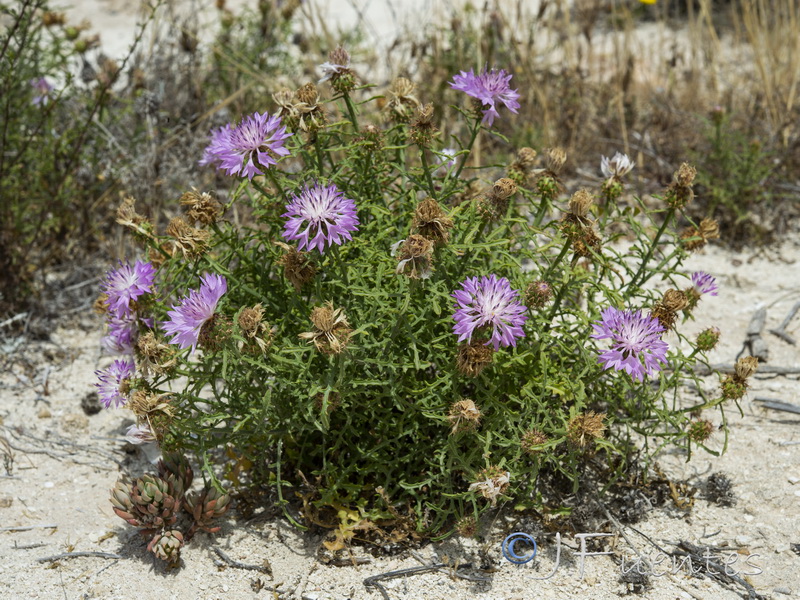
left=0, top=524, right=58, bottom=533
left=37, top=551, right=122, bottom=563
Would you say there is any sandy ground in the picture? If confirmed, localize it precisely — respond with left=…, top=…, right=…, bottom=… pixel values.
left=1, top=239, right=799, bottom=600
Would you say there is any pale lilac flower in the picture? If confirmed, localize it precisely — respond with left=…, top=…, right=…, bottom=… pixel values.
left=161, top=273, right=227, bottom=353
left=125, top=423, right=157, bottom=445
left=214, top=112, right=292, bottom=180
left=102, top=315, right=139, bottom=355
left=691, top=271, right=718, bottom=296
left=95, top=358, right=135, bottom=408
left=102, top=260, right=157, bottom=318
left=449, top=67, right=520, bottom=126
left=600, top=152, right=635, bottom=179
left=281, top=182, right=359, bottom=254
left=30, top=77, right=53, bottom=106
left=199, top=123, right=233, bottom=167
left=452, top=274, right=528, bottom=350
left=591, top=307, right=669, bottom=382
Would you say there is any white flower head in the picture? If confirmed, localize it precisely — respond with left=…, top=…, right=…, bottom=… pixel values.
left=600, top=152, right=635, bottom=179
left=468, top=470, right=510, bottom=506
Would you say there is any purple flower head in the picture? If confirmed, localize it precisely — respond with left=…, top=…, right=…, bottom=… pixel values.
left=591, top=307, right=669, bottom=382
left=281, top=182, right=359, bottom=254
left=452, top=274, right=528, bottom=351
left=95, top=358, right=135, bottom=408
left=30, top=77, right=53, bottom=106
left=102, top=260, right=157, bottom=318
left=449, top=67, right=520, bottom=126
left=691, top=271, right=718, bottom=296
left=199, top=123, right=233, bottom=167
left=102, top=315, right=139, bottom=355
left=214, top=112, right=292, bottom=180
left=161, top=273, right=227, bottom=353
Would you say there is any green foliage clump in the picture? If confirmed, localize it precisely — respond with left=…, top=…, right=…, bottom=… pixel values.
left=105, top=70, right=739, bottom=540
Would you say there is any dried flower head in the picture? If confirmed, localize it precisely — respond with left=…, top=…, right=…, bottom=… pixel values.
left=524, top=280, right=552, bottom=309
left=568, top=189, right=594, bottom=219
left=695, top=326, right=721, bottom=352
left=546, top=147, right=567, bottom=174
left=567, top=411, right=606, bottom=450
left=449, top=67, right=520, bottom=126
left=180, top=189, right=223, bottom=226
left=734, top=356, right=759, bottom=382
left=507, top=146, right=537, bottom=184
left=275, top=83, right=326, bottom=132
left=237, top=304, right=272, bottom=353
left=102, top=260, right=156, bottom=318
left=299, top=302, right=352, bottom=354
left=95, top=358, right=135, bottom=408
left=521, top=429, right=549, bottom=455
left=681, top=217, right=720, bottom=251
left=392, top=234, right=434, bottom=279
left=206, top=112, right=292, bottom=180
left=468, top=466, right=510, bottom=506
left=650, top=289, right=689, bottom=330
left=665, top=162, right=697, bottom=209
left=136, top=331, right=176, bottom=375
left=410, top=103, right=438, bottom=145
left=166, top=216, right=211, bottom=259
left=162, top=273, right=227, bottom=353
left=452, top=274, right=528, bottom=351
left=560, top=210, right=602, bottom=258
left=447, top=399, right=482, bottom=434
left=412, top=197, right=454, bottom=245
left=116, top=196, right=153, bottom=238
left=386, top=77, right=422, bottom=122
left=275, top=241, right=317, bottom=291
left=125, top=423, right=157, bottom=445
left=281, top=182, right=359, bottom=254
left=591, top=307, right=669, bottom=382
left=456, top=338, right=494, bottom=377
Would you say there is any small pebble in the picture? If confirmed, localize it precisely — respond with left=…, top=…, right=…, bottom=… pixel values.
left=43, top=481, right=54, bottom=489
left=794, top=490, right=800, bottom=497
left=743, top=515, right=755, bottom=522
left=773, top=587, right=792, bottom=595
left=775, top=543, right=790, bottom=553
left=0, top=495, right=13, bottom=508
left=788, top=476, right=800, bottom=485
left=37, top=407, right=51, bottom=418
left=736, top=535, right=752, bottom=546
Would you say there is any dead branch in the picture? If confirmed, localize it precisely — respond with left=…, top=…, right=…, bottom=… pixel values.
left=37, top=551, right=122, bottom=563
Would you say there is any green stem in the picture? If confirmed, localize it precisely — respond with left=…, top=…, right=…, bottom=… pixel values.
left=629, top=208, right=674, bottom=291
left=342, top=92, right=359, bottom=132
left=543, top=238, right=572, bottom=281
left=420, top=148, right=437, bottom=199
left=452, top=118, right=481, bottom=182
left=263, top=168, right=288, bottom=203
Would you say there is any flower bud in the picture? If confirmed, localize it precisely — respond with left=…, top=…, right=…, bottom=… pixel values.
left=695, top=326, right=721, bottom=352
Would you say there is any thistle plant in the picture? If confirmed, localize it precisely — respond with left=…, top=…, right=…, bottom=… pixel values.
left=97, top=54, right=737, bottom=538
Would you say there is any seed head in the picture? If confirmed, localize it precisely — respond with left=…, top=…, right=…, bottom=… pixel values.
left=524, top=280, right=552, bottom=309
left=456, top=338, right=494, bottom=376
left=237, top=304, right=272, bottom=353
left=567, top=411, right=606, bottom=450
left=275, top=242, right=317, bottom=291
left=468, top=466, right=510, bottom=506
left=734, top=356, right=759, bottom=382
left=386, top=77, right=422, bottom=123
left=116, top=196, right=153, bottom=239
left=455, top=516, right=478, bottom=538
left=650, top=289, right=689, bottom=330
left=568, top=189, right=594, bottom=219
left=412, top=197, right=453, bottom=245
left=447, top=399, right=482, bottom=434
left=681, top=217, right=720, bottom=251
left=136, top=331, right=177, bottom=376
left=546, top=147, right=567, bottom=174
left=393, top=234, right=434, bottom=279
left=180, top=188, right=223, bottom=226
left=166, top=216, right=211, bottom=259
left=688, top=419, right=714, bottom=443
left=409, top=103, right=438, bottom=146
left=299, top=302, right=352, bottom=354
left=665, top=163, right=697, bottom=209
left=521, top=429, right=549, bottom=455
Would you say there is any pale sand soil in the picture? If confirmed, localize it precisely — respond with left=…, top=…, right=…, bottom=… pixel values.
left=1, top=241, right=799, bottom=600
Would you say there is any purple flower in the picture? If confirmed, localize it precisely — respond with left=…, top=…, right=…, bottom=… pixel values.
left=102, top=315, right=139, bottom=355
left=590, top=307, right=669, bottom=382
left=102, top=260, right=157, bottom=318
left=213, top=112, right=292, bottom=180
left=452, top=274, right=528, bottom=351
left=281, top=182, right=359, bottom=254
left=449, top=67, right=520, bottom=126
left=691, top=271, right=718, bottom=296
left=199, top=123, right=233, bottom=167
left=161, top=273, right=227, bottom=353
left=30, top=77, right=53, bottom=106
left=95, top=358, right=135, bottom=408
